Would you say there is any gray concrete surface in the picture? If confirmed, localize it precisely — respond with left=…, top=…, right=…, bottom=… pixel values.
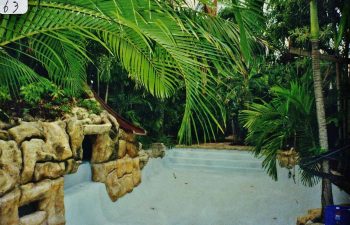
left=64, top=149, right=349, bottom=225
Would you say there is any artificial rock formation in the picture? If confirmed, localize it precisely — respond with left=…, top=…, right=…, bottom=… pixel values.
left=0, top=105, right=145, bottom=225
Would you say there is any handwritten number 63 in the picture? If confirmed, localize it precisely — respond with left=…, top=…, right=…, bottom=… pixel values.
left=3, top=1, right=19, bottom=13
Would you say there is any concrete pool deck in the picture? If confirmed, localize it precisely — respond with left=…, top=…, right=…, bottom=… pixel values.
left=64, top=148, right=349, bottom=225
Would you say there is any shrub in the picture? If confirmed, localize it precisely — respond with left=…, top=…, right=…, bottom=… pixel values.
left=0, top=86, right=11, bottom=103
left=77, top=99, right=102, bottom=115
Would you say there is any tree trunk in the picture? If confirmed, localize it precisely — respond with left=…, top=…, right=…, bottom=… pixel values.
left=104, top=83, right=109, bottom=104
left=204, top=0, right=218, bottom=16
left=310, top=0, right=334, bottom=218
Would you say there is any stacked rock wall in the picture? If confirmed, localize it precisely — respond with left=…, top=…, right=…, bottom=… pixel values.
left=0, top=107, right=143, bottom=225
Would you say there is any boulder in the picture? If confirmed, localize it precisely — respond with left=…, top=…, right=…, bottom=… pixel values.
left=122, top=174, right=134, bottom=193
left=116, top=159, right=126, bottom=178
left=119, top=130, right=135, bottom=143
left=64, top=159, right=81, bottom=174
left=0, top=121, right=13, bottom=130
left=37, top=178, right=65, bottom=225
left=71, top=107, right=90, bottom=120
left=19, top=180, right=51, bottom=206
left=89, top=114, right=102, bottom=124
left=34, top=162, right=65, bottom=181
left=138, top=150, right=150, bottom=169
left=118, top=140, right=127, bottom=159
left=105, top=170, right=122, bottom=202
left=148, top=143, right=166, bottom=158
left=83, top=124, right=111, bottom=135
left=0, top=130, right=9, bottom=140
left=0, top=188, right=20, bottom=225
left=107, top=114, right=120, bottom=132
left=91, top=161, right=117, bottom=182
left=126, top=142, right=138, bottom=158
left=0, top=140, right=22, bottom=195
left=8, top=122, right=43, bottom=144
left=133, top=158, right=140, bottom=170
left=19, top=211, right=47, bottom=225
left=42, top=122, right=72, bottom=161
left=66, top=118, right=84, bottom=159
left=132, top=169, right=141, bottom=186
left=0, top=170, right=16, bottom=197
left=124, top=157, right=134, bottom=174
left=21, top=139, right=56, bottom=184
left=91, top=133, right=114, bottom=163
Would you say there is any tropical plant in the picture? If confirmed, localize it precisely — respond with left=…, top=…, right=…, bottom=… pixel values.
left=240, top=77, right=322, bottom=185
left=0, top=0, right=260, bottom=143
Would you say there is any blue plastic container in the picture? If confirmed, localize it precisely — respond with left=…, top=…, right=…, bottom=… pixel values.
left=325, top=205, right=350, bottom=225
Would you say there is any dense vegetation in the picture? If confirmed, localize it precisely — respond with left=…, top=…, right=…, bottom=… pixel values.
left=1, top=0, right=349, bottom=218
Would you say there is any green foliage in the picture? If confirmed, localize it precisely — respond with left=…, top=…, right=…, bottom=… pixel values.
left=77, top=99, right=102, bottom=115
left=20, top=81, right=64, bottom=105
left=240, top=77, right=321, bottom=186
left=18, top=81, right=72, bottom=119
left=0, top=0, right=260, bottom=144
left=0, top=86, right=11, bottom=103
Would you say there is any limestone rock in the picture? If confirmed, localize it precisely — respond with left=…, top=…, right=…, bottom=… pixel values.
left=138, top=150, right=150, bottom=169
left=67, top=118, right=84, bottom=159
left=21, top=139, right=56, bottom=184
left=125, top=157, right=134, bottom=174
left=20, top=180, right=51, bottom=206
left=83, top=124, right=111, bottom=135
left=37, top=178, right=65, bottom=225
left=126, top=142, right=138, bottom=158
left=91, top=133, right=114, bottom=163
left=19, top=211, right=47, bottom=225
left=20, top=180, right=65, bottom=224
left=89, top=114, right=102, bottom=124
left=118, top=140, right=127, bottom=159
left=107, top=114, right=120, bottom=132
left=132, top=169, right=141, bottom=186
left=0, top=140, right=22, bottom=196
left=0, top=170, right=16, bottom=197
left=119, top=130, right=135, bottom=143
left=0, top=121, right=13, bottom=130
left=71, top=107, right=90, bottom=120
left=34, top=162, right=65, bottom=181
left=0, top=188, right=20, bottom=225
left=105, top=170, right=121, bottom=202
left=0, top=130, right=9, bottom=140
left=133, top=158, right=140, bottom=170
left=116, top=159, right=126, bottom=178
left=148, top=143, right=166, bottom=158
left=8, top=122, right=43, bottom=144
left=91, top=161, right=117, bottom=182
left=122, top=174, right=134, bottom=193
left=65, top=159, right=81, bottom=174
left=0, top=140, right=22, bottom=168
left=42, top=122, right=72, bottom=161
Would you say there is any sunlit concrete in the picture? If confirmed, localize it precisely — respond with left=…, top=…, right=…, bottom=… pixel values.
left=64, top=149, right=349, bottom=225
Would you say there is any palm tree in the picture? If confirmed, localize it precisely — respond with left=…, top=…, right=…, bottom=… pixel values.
left=0, top=0, right=258, bottom=143
left=240, top=78, right=321, bottom=185
left=309, top=0, right=334, bottom=210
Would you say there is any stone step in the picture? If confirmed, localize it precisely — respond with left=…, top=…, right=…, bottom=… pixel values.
left=166, top=148, right=259, bottom=161
left=164, top=148, right=263, bottom=172
left=166, top=162, right=264, bottom=172
left=166, top=156, right=262, bottom=168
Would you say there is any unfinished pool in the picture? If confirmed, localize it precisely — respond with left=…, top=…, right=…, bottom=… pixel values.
left=64, top=148, right=349, bottom=225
